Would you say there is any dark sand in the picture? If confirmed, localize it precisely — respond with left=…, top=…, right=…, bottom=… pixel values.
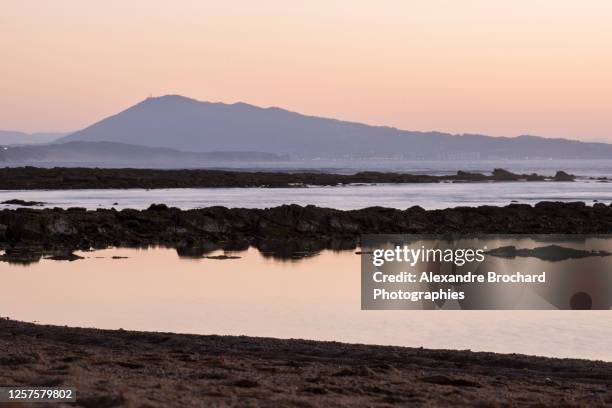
left=0, top=319, right=611, bottom=407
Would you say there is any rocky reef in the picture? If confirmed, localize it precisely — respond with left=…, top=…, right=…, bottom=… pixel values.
left=0, top=167, right=574, bottom=189
left=0, top=199, right=45, bottom=206
left=0, top=201, right=609, bottom=263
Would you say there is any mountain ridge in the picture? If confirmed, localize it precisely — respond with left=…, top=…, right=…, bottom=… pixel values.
left=0, top=130, right=68, bottom=145
left=40, top=94, right=612, bottom=159
left=0, top=140, right=287, bottom=167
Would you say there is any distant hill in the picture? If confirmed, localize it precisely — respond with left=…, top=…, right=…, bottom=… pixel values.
left=0, top=141, right=287, bottom=167
left=0, top=130, right=66, bottom=145
left=57, top=95, right=612, bottom=160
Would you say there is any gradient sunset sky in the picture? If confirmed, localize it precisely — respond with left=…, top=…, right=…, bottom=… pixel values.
left=2, top=0, right=611, bottom=140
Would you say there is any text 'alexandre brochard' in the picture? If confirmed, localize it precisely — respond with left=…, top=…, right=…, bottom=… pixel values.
left=370, top=245, right=546, bottom=302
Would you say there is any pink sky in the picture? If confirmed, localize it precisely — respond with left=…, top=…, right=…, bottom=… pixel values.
left=2, top=0, right=611, bottom=140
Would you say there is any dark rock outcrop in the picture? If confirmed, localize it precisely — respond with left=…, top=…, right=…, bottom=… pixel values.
left=0, top=167, right=573, bottom=190
left=44, top=251, right=85, bottom=261
left=1, top=199, right=45, bottom=206
left=0, top=201, right=609, bottom=261
left=553, top=170, right=576, bottom=181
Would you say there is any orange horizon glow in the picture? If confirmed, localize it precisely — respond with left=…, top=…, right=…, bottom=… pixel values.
left=2, top=0, right=612, bottom=141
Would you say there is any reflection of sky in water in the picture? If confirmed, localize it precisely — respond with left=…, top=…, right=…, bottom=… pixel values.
left=2, top=180, right=612, bottom=210
left=1, top=246, right=612, bottom=361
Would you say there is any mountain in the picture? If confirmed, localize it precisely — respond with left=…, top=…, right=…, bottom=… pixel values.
left=0, top=130, right=67, bottom=145
left=56, top=94, right=612, bottom=159
left=0, top=141, right=287, bottom=167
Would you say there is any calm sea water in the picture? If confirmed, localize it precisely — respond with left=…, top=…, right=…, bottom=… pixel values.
left=1, top=247, right=611, bottom=361
left=1, top=180, right=612, bottom=210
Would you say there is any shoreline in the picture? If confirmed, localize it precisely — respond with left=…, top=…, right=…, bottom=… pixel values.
left=1, top=318, right=610, bottom=406
left=0, top=167, right=575, bottom=190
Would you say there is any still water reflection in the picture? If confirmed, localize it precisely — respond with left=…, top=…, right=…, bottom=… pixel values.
left=1, top=247, right=611, bottom=361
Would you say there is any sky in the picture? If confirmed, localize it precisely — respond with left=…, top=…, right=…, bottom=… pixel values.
left=2, top=0, right=611, bottom=140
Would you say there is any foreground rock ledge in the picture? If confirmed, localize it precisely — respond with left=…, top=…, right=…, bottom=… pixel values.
left=1, top=201, right=612, bottom=261
left=0, top=319, right=610, bottom=407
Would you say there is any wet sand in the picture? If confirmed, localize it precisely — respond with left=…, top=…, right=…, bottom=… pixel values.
left=0, top=318, right=610, bottom=407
